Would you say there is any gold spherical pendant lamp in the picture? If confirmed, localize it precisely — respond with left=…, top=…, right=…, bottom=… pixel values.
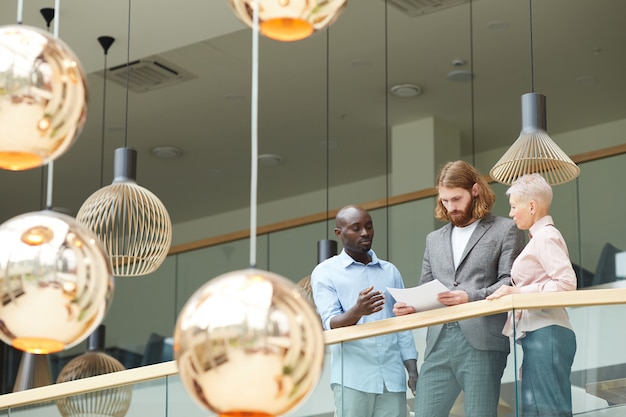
left=76, top=148, right=172, bottom=277
left=0, top=210, right=113, bottom=354
left=0, top=25, right=88, bottom=171
left=174, top=268, right=325, bottom=417
left=227, top=0, right=348, bottom=42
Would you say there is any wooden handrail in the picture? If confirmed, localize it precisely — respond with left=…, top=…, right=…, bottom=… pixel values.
left=169, top=143, right=626, bottom=255
left=2, top=287, right=626, bottom=409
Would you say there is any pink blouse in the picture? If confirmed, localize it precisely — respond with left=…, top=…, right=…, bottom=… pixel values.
left=502, top=215, right=577, bottom=340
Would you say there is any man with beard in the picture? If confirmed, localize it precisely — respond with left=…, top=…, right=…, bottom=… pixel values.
left=394, top=161, right=525, bottom=417
left=311, top=205, right=418, bottom=417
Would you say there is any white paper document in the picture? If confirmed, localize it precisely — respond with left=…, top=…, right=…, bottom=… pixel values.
left=386, top=279, right=449, bottom=312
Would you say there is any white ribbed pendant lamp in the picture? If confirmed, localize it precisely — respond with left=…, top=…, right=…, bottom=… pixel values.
left=489, top=93, right=580, bottom=185
left=489, top=0, right=579, bottom=186
left=76, top=3, right=172, bottom=277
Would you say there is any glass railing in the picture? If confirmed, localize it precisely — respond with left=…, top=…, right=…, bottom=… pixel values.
left=2, top=288, right=626, bottom=417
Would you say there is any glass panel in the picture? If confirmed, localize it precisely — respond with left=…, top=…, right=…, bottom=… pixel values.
left=578, top=154, right=626, bottom=288
left=508, top=304, right=626, bottom=417
left=267, top=222, right=326, bottom=284
left=389, top=198, right=438, bottom=289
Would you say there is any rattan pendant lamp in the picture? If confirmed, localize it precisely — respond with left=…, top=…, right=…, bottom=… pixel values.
left=489, top=0, right=579, bottom=186
left=76, top=1, right=172, bottom=277
left=56, top=325, right=132, bottom=417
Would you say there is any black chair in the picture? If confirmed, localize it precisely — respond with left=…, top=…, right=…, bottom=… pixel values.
left=591, top=243, right=623, bottom=287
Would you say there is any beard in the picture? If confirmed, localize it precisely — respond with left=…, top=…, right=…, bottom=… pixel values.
left=448, top=200, right=475, bottom=227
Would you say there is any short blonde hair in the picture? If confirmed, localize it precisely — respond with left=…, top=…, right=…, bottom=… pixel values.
left=506, top=173, right=553, bottom=207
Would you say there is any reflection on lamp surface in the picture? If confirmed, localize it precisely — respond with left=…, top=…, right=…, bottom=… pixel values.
left=174, top=268, right=324, bottom=417
left=0, top=210, right=113, bottom=354
left=0, top=25, right=88, bottom=171
left=227, top=0, right=348, bottom=42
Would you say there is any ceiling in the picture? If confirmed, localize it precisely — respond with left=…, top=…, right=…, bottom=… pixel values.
left=0, top=0, right=625, bottom=229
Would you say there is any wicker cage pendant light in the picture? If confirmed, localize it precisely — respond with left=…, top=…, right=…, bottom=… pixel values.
left=227, top=0, right=348, bottom=42
left=76, top=9, right=172, bottom=277
left=56, top=325, right=132, bottom=417
left=489, top=93, right=580, bottom=185
left=77, top=148, right=172, bottom=276
left=489, top=0, right=579, bottom=186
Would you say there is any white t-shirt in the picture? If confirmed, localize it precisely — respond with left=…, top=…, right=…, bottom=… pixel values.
left=451, top=219, right=480, bottom=270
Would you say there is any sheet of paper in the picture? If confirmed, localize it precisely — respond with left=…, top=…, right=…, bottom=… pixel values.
left=386, top=279, right=449, bottom=312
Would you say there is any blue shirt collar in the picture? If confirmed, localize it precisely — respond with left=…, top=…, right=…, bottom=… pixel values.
left=338, top=248, right=380, bottom=267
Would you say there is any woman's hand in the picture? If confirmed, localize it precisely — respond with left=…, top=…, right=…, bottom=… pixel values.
left=486, top=285, right=520, bottom=300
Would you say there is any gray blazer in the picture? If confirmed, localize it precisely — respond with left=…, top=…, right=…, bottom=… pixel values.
left=421, top=213, right=525, bottom=358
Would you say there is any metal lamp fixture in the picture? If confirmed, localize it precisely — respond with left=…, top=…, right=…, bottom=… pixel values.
left=489, top=93, right=580, bottom=185
left=56, top=325, right=132, bottom=417
left=0, top=2, right=113, bottom=356
left=0, top=3, right=88, bottom=171
left=317, top=30, right=337, bottom=264
left=173, top=3, right=325, bottom=415
left=76, top=148, right=172, bottom=276
left=76, top=11, right=172, bottom=277
left=489, top=0, right=579, bottom=186
left=227, top=0, right=348, bottom=42
left=0, top=210, right=114, bottom=354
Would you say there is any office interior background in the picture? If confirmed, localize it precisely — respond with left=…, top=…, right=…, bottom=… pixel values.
left=1, top=0, right=626, bottom=416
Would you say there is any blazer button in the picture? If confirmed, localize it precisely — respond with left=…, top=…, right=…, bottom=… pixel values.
left=453, top=282, right=459, bottom=287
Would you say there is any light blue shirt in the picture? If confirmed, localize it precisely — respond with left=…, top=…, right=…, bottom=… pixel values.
left=311, top=249, right=418, bottom=393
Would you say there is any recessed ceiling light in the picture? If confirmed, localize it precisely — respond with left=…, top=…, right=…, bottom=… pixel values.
left=575, top=75, right=597, bottom=86
left=487, top=21, right=510, bottom=31
left=152, top=146, right=182, bottom=159
left=447, top=70, right=473, bottom=82
left=390, top=84, right=422, bottom=98
left=258, top=153, right=283, bottom=167
left=350, top=59, right=372, bottom=69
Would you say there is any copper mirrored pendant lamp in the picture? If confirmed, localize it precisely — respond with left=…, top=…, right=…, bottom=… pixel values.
left=489, top=0, right=579, bottom=185
left=0, top=2, right=114, bottom=356
left=174, top=3, right=325, bottom=416
left=0, top=1, right=88, bottom=171
left=227, top=0, right=348, bottom=42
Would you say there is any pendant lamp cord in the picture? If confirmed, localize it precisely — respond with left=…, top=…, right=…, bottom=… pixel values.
left=44, top=0, right=61, bottom=210
left=249, top=0, right=259, bottom=268
left=16, top=0, right=22, bottom=23
left=100, top=47, right=110, bottom=187
left=384, top=1, right=390, bottom=258
left=469, top=0, right=476, bottom=165
left=324, top=29, right=331, bottom=239
left=529, top=0, right=535, bottom=92
left=124, top=0, right=132, bottom=149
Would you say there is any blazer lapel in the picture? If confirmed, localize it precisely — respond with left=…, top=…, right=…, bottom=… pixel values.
left=457, top=214, right=495, bottom=269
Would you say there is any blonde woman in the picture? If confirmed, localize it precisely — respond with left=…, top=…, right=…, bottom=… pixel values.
left=488, top=173, right=577, bottom=417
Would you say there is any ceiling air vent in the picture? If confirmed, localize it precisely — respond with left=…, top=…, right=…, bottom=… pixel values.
left=103, top=56, right=196, bottom=93
left=382, top=0, right=470, bottom=17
